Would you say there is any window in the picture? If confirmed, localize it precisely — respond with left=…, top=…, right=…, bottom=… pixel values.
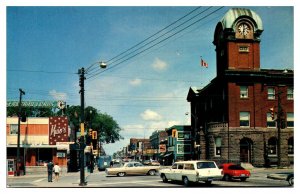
left=10, top=124, right=18, bottom=135
left=268, top=88, right=275, bottom=100
left=197, top=162, right=216, bottom=169
left=215, top=137, right=222, bottom=156
left=287, top=113, right=294, bottom=128
left=240, top=112, right=250, bottom=127
left=178, top=132, right=191, bottom=140
left=171, top=164, right=177, bottom=169
left=288, top=137, right=294, bottom=155
left=178, top=164, right=184, bottom=169
left=287, top=87, right=293, bottom=100
left=240, top=86, right=248, bottom=98
left=184, top=164, right=195, bottom=170
left=267, top=113, right=276, bottom=128
left=177, top=144, right=191, bottom=154
left=268, top=137, right=277, bottom=155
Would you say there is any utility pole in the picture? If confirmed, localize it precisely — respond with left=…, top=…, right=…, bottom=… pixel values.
left=79, top=67, right=87, bottom=186
left=16, top=88, right=25, bottom=176
left=277, top=91, right=283, bottom=167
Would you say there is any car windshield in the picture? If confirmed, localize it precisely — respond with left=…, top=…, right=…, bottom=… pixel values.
left=228, top=165, right=245, bottom=170
left=197, top=162, right=216, bottom=169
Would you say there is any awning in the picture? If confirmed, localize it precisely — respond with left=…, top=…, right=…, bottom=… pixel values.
left=163, top=152, right=173, bottom=157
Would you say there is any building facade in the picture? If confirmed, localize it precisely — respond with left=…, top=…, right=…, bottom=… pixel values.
left=149, top=130, right=168, bottom=160
left=187, top=8, right=293, bottom=167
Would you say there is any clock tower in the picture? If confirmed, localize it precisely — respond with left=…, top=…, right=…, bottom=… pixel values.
left=213, top=8, right=264, bottom=76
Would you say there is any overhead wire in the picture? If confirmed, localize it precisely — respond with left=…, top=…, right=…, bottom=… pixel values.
left=85, top=6, right=202, bottom=75
left=86, top=6, right=224, bottom=80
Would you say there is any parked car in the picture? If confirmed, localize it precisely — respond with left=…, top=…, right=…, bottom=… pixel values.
left=267, top=172, right=294, bottom=186
left=159, top=160, right=223, bottom=186
left=219, top=163, right=251, bottom=181
left=105, top=161, right=160, bottom=177
left=143, top=160, right=160, bottom=166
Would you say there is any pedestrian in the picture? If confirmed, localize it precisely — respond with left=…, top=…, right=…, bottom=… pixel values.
left=110, top=161, right=113, bottom=168
left=53, top=163, right=61, bottom=182
left=47, top=160, right=54, bottom=182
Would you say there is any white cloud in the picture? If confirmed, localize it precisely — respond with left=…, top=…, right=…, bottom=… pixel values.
left=152, top=58, right=168, bottom=72
left=49, top=90, right=67, bottom=101
left=140, top=109, right=162, bottom=121
left=129, top=78, right=142, bottom=86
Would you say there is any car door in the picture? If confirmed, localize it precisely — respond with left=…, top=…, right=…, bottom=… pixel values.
left=125, top=163, right=135, bottom=175
left=168, top=163, right=178, bottom=180
left=173, top=163, right=184, bottom=181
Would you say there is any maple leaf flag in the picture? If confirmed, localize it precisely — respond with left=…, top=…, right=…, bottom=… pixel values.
left=201, top=58, right=208, bottom=68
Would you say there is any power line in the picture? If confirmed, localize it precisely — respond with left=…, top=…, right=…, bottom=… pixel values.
left=86, top=7, right=224, bottom=80
left=85, top=7, right=202, bottom=74
left=7, top=69, right=76, bottom=74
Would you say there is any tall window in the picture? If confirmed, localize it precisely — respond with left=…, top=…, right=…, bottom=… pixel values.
left=10, top=124, right=18, bottom=135
left=287, top=87, right=294, bottom=100
left=240, top=86, right=248, bottom=98
left=288, top=137, right=294, bottom=155
left=267, top=113, right=276, bottom=128
left=287, top=113, right=294, bottom=128
left=268, top=137, right=277, bottom=155
left=215, top=137, right=222, bottom=156
left=240, top=112, right=250, bottom=127
left=268, top=88, right=275, bottom=100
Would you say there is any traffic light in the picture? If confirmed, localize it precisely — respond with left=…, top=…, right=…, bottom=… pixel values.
left=92, top=131, right=97, bottom=140
left=269, top=107, right=275, bottom=120
left=172, top=129, right=177, bottom=138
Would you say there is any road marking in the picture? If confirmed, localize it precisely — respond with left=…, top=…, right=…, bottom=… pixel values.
left=33, top=178, right=46, bottom=183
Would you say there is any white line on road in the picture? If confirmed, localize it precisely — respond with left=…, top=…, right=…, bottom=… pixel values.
left=33, top=178, right=46, bottom=183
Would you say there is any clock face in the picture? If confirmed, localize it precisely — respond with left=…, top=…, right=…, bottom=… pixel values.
left=238, top=23, right=250, bottom=36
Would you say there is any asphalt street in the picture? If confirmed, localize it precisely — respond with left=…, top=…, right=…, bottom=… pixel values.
left=6, top=167, right=293, bottom=188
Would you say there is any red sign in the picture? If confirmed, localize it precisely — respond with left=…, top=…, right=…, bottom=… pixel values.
left=159, top=144, right=166, bottom=153
left=49, top=116, right=68, bottom=145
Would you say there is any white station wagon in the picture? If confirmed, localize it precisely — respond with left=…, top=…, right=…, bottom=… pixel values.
left=159, top=160, right=223, bottom=186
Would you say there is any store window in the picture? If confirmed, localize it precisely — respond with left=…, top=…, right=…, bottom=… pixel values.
left=215, top=137, right=222, bottom=156
left=287, top=113, right=294, bottom=128
left=288, top=137, right=294, bottom=155
left=268, top=88, right=275, bottom=100
left=240, top=112, right=250, bottom=127
left=240, top=86, right=248, bottom=98
left=268, top=137, right=277, bottom=155
left=267, top=113, right=276, bottom=128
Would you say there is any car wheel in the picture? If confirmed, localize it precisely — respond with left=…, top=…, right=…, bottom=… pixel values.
left=161, top=174, right=168, bottom=183
left=224, top=174, right=231, bottom=181
left=205, top=180, right=212, bottom=186
left=117, top=172, right=126, bottom=177
left=240, top=177, right=247, bottom=182
left=288, top=176, right=294, bottom=186
left=183, top=176, right=190, bottom=187
left=148, top=170, right=156, bottom=176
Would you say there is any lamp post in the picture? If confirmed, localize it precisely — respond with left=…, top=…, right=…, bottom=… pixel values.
left=16, top=88, right=25, bottom=176
left=78, top=62, right=106, bottom=186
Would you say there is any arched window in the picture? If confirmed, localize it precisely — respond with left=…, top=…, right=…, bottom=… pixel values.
left=268, top=137, right=277, bottom=155
left=288, top=137, right=294, bottom=155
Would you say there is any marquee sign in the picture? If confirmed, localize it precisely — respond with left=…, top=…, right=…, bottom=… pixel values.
left=7, top=101, right=62, bottom=108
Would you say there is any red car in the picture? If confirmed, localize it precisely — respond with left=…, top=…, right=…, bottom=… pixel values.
left=219, top=163, right=250, bottom=181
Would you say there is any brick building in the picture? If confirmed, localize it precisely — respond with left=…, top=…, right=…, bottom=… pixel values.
left=187, top=8, right=293, bottom=167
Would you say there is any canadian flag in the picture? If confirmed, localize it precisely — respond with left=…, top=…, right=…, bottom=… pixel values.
left=201, top=58, right=208, bottom=68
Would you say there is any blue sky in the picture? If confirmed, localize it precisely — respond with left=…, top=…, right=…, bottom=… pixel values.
left=5, top=5, right=295, bottom=155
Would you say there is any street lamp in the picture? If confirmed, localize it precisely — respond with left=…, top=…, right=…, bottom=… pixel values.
left=78, top=61, right=106, bottom=186
left=16, top=88, right=25, bottom=176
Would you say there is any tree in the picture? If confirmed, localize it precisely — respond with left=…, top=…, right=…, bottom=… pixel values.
left=64, top=105, right=123, bottom=145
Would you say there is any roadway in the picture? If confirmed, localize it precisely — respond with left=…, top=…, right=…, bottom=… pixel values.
left=7, top=168, right=293, bottom=188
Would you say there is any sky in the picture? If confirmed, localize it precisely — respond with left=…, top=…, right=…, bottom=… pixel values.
left=3, top=3, right=297, bottom=156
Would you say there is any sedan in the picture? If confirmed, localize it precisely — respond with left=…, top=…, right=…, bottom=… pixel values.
left=105, top=161, right=160, bottom=177
left=219, top=163, right=251, bottom=181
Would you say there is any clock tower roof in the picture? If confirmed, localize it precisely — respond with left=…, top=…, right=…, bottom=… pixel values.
left=220, top=8, right=263, bottom=32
